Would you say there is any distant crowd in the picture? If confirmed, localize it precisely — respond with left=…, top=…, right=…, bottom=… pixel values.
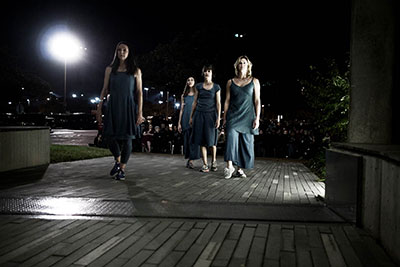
left=123, top=115, right=319, bottom=160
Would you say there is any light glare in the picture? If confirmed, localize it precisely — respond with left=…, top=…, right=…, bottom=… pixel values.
left=48, top=32, right=83, bottom=62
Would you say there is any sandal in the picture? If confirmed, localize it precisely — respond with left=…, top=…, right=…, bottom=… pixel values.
left=200, top=164, right=209, bottom=173
left=211, top=161, right=218, bottom=172
left=186, top=160, right=195, bottom=169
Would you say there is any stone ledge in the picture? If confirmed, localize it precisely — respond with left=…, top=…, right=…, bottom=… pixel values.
left=0, top=127, right=50, bottom=172
left=0, top=126, right=50, bottom=132
left=331, top=142, right=400, bottom=165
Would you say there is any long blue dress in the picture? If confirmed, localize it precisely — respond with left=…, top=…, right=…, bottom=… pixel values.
left=181, top=94, right=200, bottom=160
left=191, top=82, right=220, bottom=147
left=224, top=79, right=258, bottom=169
left=103, top=72, right=138, bottom=139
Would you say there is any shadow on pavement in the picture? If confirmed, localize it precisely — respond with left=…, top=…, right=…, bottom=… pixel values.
left=0, top=164, right=48, bottom=190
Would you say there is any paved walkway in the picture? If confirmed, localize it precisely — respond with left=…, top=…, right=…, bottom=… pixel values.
left=50, top=129, right=98, bottom=146
left=0, top=153, right=397, bottom=266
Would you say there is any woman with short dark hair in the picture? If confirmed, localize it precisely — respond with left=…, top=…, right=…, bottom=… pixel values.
left=190, top=65, right=221, bottom=172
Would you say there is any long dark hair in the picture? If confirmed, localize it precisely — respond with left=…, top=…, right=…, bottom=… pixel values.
left=109, top=41, right=138, bottom=75
left=182, top=77, right=195, bottom=97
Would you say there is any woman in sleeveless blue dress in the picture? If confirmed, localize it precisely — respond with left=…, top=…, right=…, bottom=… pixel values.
left=223, top=56, right=261, bottom=179
left=96, top=41, right=145, bottom=180
left=178, top=77, right=200, bottom=168
left=190, top=65, right=222, bottom=173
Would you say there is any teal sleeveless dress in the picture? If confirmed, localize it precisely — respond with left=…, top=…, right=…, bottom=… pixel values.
left=182, top=94, right=200, bottom=160
left=181, top=95, right=194, bottom=131
left=224, top=79, right=258, bottom=169
left=103, top=72, right=138, bottom=139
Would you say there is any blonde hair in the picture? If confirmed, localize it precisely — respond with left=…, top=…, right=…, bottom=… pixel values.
left=234, top=55, right=253, bottom=78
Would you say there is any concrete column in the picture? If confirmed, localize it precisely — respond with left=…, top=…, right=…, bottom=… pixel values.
left=348, top=0, right=395, bottom=144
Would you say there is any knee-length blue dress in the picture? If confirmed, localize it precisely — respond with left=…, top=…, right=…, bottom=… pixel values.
left=191, top=82, right=220, bottom=147
left=103, top=72, right=138, bottom=140
left=224, top=79, right=258, bottom=169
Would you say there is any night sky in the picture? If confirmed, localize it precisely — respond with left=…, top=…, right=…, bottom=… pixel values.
left=2, top=0, right=351, bottom=108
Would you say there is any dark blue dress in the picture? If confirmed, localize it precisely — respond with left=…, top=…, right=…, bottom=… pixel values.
left=103, top=72, right=138, bottom=140
left=181, top=95, right=194, bottom=132
left=182, top=94, right=200, bottom=160
left=191, top=83, right=220, bottom=147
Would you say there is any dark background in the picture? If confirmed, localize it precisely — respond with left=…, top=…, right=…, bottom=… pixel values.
left=1, top=0, right=351, bottom=114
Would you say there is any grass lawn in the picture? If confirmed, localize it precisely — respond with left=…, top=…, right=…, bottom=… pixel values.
left=50, top=144, right=112, bottom=163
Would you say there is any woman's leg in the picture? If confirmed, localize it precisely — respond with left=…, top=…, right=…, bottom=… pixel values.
left=147, top=141, right=151, bottom=152
left=224, top=128, right=239, bottom=168
left=226, top=160, right=234, bottom=168
left=201, top=146, right=208, bottom=166
left=211, top=146, right=217, bottom=163
left=120, top=139, right=133, bottom=170
left=108, top=138, right=121, bottom=162
left=108, top=138, right=122, bottom=176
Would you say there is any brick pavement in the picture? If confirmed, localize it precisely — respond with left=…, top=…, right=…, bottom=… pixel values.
left=0, top=153, right=397, bottom=266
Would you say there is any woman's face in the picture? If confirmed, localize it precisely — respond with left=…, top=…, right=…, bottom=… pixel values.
left=117, top=44, right=129, bottom=61
left=238, top=58, right=248, bottom=73
left=203, top=69, right=212, bottom=79
left=186, top=77, right=195, bottom=87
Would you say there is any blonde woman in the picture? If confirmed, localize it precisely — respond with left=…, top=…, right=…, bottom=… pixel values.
left=223, top=56, right=261, bottom=179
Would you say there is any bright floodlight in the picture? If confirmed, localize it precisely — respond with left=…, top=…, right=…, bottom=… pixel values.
left=48, top=32, right=82, bottom=62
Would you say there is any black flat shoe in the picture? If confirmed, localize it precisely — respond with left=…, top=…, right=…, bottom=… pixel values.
left=110, top=162, right=120, bottom=176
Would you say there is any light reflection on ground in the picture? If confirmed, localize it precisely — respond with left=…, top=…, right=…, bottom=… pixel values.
left=0, top=197, right=135, bottom=217
left=39, top=197, right=96, bottom=215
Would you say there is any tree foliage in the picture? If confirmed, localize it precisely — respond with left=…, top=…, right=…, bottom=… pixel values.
left=299, top=58, right=350, bottom=143
left=0, top=47, right=51, bottom=108
left=298, top=57, right=350, bottom=179
left=136, top=27, right=234, bottom=96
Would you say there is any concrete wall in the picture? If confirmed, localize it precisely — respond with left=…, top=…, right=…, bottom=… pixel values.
left=348, top=0, right=395, bottom=143
left=0, top=127, right=50, bottom=172
left=363, top=155, right=400, bottom=264
left=345, top=0, right=399, bottom=263
left=327, top=144, right=400, bottom=264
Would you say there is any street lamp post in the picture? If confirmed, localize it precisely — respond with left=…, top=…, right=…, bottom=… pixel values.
left=64, top=59, right=67, bottom=111
left=166, top=91, right=169, bottom=118
left=48, top=31, right=83, bottom=112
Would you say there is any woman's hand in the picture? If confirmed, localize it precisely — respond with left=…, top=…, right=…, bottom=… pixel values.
left=96, top=108, right=102, bottom=125
left=253, top=118, right=260, bottom=129
left=178, top=124, right=182, bottom=133
left=215, top=118, right=220, bottom=129
left=136, top=115, right=145, bottom=125
left=189, top=117, right=193, bottom=127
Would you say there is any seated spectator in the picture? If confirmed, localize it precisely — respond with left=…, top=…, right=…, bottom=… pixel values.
left=152, top=126, right=163, bottom=153
left=141, top=124, right=154, bottom=152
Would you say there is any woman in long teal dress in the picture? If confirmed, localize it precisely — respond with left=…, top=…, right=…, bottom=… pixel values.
left=96, top=41, right=145, bottom=180
left=190, top=65, right=221, bottom=173
left=178, top=77, right=200, bottom=168
left=223, top=56, right=261, bottom=179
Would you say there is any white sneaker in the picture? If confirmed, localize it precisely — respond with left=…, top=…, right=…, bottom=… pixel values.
left=224, top=166, right=235, bottom=179
left=236, top=169, right=247, bottom=178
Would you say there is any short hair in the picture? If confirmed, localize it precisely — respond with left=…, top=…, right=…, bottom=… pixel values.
left=234, top=55, right=253, bottom=78
left=201, top=64, right=215, bottom=77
